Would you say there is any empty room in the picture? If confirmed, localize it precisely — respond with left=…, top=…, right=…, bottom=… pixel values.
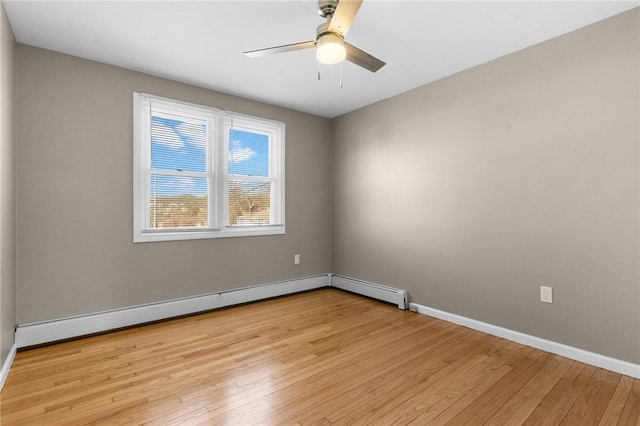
left=0, top=0, right=639, bottom=424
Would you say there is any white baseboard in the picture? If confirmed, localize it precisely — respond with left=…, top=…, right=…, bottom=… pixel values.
left=0, top=344, right=17, bottom=391
left=15, top=275, right=330, bottom=348
left=331, top=274, right=408, bottom=309
left=410, top=302, right=640, bottom=379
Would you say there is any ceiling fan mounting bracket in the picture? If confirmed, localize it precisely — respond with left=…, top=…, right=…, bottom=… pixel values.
left=318, top=0, right=339, bottom=18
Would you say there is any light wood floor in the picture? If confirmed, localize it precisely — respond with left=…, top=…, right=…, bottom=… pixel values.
left=1, top=289, right=638, bottom=425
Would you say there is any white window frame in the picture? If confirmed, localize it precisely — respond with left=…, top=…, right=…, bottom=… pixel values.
left=133, top=93, right=285, bottom=243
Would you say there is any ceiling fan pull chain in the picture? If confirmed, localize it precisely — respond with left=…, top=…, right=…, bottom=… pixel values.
left=339, top=62, right=343, bottom=88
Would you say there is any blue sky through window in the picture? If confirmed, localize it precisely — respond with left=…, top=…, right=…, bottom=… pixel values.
left=150, top=116, right=270, bottom=196
left=228, top=129, right=269, bottom=177
left=151, top=115, right=207, bottom=196
left=151, top=116, right=206, bottom=173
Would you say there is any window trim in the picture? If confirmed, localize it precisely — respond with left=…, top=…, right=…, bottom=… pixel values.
left=133, top=93, right=285, bottom=243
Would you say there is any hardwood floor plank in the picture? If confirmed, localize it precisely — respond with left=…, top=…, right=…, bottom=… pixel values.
left=450, top=350, right=552, bottom=425
left=483, top=354, right=574, bottom=425
left=274, top=328, right=484, bottom=425
left=420, top=357, right=516, bottom=424
left=616, top=378, right=640, bottom=426
left=192, top=317, right=461, bottom=424
left=522, top=362, right=596, bottom=425
left=329, top=332, right=496, bottom=425
left=407, top=358, right=514, bottom=425
left=292, top=328, right=476, bottom=424
left=367, top=353, right=500, bottom=424
left=559, top=367, right=621, bottom=425
left=598, top=375, right=635, bottom=426
left=1, top=288, right=637, bottom=425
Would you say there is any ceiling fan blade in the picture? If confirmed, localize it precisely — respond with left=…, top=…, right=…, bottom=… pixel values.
left=244, top=41, right=315, bottom=58
left=327, top=0, right=362, bottom=37
left=345, top=42, right=385, bottom=73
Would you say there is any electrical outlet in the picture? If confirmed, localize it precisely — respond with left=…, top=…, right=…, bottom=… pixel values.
left=294, top=254, right=300, bottom=265
left=540, top=286, right=553, bottom=304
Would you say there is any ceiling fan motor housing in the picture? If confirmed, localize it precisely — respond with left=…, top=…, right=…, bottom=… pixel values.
left=316, top=22, right=339, bottom=41
left=318, top=0, right=339, bottom=18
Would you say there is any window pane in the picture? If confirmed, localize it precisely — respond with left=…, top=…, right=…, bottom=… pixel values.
left=228, top=129, right=269, bottom=177
left=150, top=174, right=208, bottom=228
left=151, top=115, right=207, bottom=173
left=228, top=180, right=271, bottom=226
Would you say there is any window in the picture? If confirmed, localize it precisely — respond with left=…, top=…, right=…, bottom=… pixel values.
left=133, top=93, right=284, bottom=242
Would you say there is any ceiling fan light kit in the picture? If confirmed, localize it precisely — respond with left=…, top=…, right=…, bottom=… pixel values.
left=243, top=0, right=385, bottom=73
left=316, top=32, right=346, bottom=65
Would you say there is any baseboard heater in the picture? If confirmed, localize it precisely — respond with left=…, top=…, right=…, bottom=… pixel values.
left=15, top=274, right=408, bottom=348
left=15, top=275, right=330, bottom=348
left=330, top=274, right=408, bottom=310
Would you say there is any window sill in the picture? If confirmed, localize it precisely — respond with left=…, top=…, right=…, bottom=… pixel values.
left=133, top=225, right=285, bottom=243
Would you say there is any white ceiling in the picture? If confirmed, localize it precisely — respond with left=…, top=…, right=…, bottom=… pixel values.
left=4, top=0, right=638, bottom=118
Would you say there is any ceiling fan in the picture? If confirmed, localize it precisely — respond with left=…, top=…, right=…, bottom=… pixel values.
left=243, top=0, right=385, bottom=73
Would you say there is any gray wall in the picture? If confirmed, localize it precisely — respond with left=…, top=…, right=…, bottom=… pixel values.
left=0, top=2, right=16, bottom=365
left=332, top=9, right=639, bottom=364
left=16, top=45, right=332, bottom=324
